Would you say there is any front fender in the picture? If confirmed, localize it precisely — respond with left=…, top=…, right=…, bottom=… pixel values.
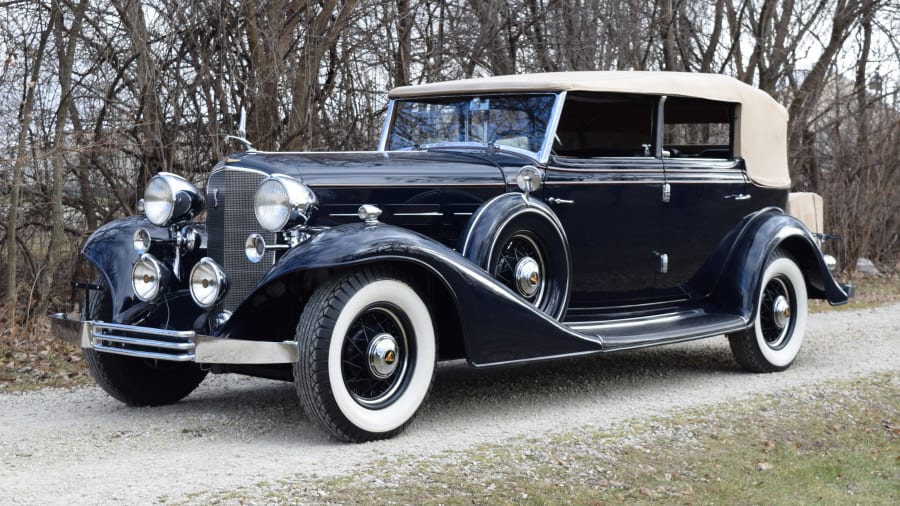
left=223, top=222, right=602, bottom=365
left=712, top=208, right=849, bottom=321
left=81, top=216, right=207, bottom=323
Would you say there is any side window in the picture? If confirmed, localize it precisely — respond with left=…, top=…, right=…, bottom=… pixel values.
left=554, top=93, right=655, bottom=158
left=663, top=97, right=734, bottom=159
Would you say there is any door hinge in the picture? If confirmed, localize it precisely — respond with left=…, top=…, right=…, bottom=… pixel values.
left=662, top=183, right=671, bottom=203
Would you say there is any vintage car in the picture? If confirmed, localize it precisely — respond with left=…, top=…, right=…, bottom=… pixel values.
left=52, top=71, right=850, bottom=442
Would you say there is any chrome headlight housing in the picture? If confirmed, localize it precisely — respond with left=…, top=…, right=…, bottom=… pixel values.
left=131, top=253, right=172, bottom=302
left=189, top=258, right=229, bottom=309
left=143, top=172, right=205, bottom=226
left=253, top=175, right=317, bottom=232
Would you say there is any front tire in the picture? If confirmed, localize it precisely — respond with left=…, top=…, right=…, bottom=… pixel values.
left=83, top=280, right=208, bottom=406
left=728, top=250, right=808, bottom=372
left=294, top=268, right=436, bottom=442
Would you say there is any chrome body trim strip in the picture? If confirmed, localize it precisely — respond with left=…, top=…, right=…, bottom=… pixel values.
left=50, top=313, right=299, bottom=364
left=309, top=182, right=507, bottom=188
left=393, top=211, right=443, bottom=217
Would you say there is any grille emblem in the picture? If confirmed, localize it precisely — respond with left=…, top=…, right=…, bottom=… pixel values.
left=213, top=189, right=219, bottom=209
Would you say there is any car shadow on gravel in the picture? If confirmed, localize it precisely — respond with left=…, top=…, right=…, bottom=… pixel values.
left=79, top=339, right=743, bottom=442
left=430, top=339, right=741, bottom=401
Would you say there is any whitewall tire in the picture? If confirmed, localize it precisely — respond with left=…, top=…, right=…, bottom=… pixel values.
left=728, top=250, right=808, bottom=372
left=294, top=267, right=436, bottom=442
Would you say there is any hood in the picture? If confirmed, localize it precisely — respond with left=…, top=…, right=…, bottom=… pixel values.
left=215, top=149, right=529, bottom=188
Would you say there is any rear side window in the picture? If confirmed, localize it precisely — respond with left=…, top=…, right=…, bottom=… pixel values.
left=663, top=97, right=734, bottom=159
left=554, top=93, right=655, bottom=158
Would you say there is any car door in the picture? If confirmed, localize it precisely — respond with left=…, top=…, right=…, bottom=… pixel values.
left=656, top=96, right=758, bottom=296
left=543, top=92, right=668, bottom=308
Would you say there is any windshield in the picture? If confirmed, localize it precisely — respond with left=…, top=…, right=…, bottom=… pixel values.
left=386, top=94, right=557, bottom=155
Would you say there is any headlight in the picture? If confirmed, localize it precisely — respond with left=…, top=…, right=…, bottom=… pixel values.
left=131, top=254, right=172, bottom=302
left=253, top=175, right=317, bottom=231
left=143, top=172, right=205, bottom=226
left=190, top=258, right=229, bottom=309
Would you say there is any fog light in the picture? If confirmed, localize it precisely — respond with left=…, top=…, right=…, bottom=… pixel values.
left=131, top=254, right=171, bottom=302
left=824, top=254, right=837, bottom=272
left=190, top=258, right=229, bottom=308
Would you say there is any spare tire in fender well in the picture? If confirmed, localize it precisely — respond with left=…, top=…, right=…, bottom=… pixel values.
left=460, top=193, right=572, bottom=320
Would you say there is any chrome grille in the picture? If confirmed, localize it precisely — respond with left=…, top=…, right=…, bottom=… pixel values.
left=206, top=168, right=275, bottom=311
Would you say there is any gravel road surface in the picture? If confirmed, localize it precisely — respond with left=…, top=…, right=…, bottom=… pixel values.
left=1, top=304, right=898, bottom=504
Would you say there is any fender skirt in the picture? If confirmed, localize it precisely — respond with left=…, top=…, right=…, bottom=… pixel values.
left=222, top=222, right=601, bottom=366
left=711, top=208, right=849, bottom=323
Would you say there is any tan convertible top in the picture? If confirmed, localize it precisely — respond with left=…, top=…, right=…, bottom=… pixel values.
left=389, top=72, right=789, bottom=188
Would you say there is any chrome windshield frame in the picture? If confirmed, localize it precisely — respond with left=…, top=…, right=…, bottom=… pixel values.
left=377, top=99, right=395, bottom=151
left=537, top=91, right=566, bottom=166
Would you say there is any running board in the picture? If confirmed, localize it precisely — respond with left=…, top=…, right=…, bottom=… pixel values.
left=569, top=310, right=748, bottom=352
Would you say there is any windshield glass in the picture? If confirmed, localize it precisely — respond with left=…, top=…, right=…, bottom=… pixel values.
left=386, top=94, right=557, bottom=155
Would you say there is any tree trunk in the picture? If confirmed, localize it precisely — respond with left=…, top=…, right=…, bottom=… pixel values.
left=4, top=10, right=55, bottom=318
left=37, top=0, right=89, bottom=314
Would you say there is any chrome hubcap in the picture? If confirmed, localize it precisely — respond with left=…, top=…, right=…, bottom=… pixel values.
left=772, top=295, right=791, bottom=329
left=514, top=257, right=541, bottom=298
left=367, top=333, right=400, bottom=379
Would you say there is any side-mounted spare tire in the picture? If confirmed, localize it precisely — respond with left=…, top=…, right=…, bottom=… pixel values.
left=461, top=193, right=571, bottom=320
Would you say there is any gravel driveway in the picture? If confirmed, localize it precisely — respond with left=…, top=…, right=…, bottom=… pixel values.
left=2, top=304, right=898, bottom=505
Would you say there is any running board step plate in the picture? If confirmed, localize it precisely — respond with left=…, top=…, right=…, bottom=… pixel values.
left=571, top=310, right=747, bottom=351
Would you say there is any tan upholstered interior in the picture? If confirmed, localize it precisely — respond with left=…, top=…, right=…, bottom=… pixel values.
left=389, top=72, right=790, bottom=188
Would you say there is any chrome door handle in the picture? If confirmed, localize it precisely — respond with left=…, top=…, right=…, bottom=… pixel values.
left=547, top=197, right=574, bottom=205
left=724, top=194, right=751, bottom=201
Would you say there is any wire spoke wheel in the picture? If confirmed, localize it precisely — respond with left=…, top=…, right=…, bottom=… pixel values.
left=492, top=232, right=546, bottom=306
left=294, top=268, right=436, bottom=442
left=728, top=249, right=808, bottom=373
left=759, top=276, right=794, bottom=349
left=340, top=304, right=411, bottom=407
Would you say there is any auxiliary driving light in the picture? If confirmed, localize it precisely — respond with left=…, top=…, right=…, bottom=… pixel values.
left=189, top=257, right=229, bottom=309
left=131, top=253, right=172, bottom=302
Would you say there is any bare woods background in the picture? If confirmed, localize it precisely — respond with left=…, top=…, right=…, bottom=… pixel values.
left=0, top=0, right=898, bottom=331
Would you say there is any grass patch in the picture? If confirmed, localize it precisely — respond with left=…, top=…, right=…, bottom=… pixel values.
left=192, top=373, right=899, bottom=505
left=811, top=274, right=900, bottom=313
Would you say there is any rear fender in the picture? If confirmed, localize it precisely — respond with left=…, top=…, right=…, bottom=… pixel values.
left=712, top=208, right=849, bottom=321
left=221, top=222, right=601, bottom=365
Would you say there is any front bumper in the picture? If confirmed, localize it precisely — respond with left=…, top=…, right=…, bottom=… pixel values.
left=50, top=313, right=299, bottom=364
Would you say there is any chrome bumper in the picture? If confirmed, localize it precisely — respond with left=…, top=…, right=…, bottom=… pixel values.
left=50, top=313, right=299, bottom=364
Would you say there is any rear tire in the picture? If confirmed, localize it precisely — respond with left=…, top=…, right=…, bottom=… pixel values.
left=83, top=280, right=207, bottom=406
left=728, top=250, right=808, bottom=372
left=294, top=267, right=436, bottom=442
